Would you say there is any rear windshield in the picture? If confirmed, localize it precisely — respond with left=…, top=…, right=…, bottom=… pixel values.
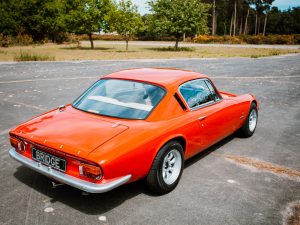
left=73, top=79, right=166, bottom=119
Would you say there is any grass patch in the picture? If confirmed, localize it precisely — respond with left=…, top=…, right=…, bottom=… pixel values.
left=250, top=49, right=283, bottom=58
left=250, top=54, right=263, bottom=58
left=0, top=41, right=299, bottom=61
left=269, top=49, right=281, bottom=56
left=61, top=46, right=113, bottom=51
left=148, top=46, right=195, bottom=52
left=14, top=51, right=55, bottom=61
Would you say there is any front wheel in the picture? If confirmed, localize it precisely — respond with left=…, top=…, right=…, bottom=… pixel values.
left=239, top=102, right=258, bottom=137
left=146, top=141, right=184, bottom=195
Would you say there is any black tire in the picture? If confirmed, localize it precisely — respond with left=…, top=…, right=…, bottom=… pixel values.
left=146, top=141, right=184, bottom=195
left=239, top=102, right=258, bottom=137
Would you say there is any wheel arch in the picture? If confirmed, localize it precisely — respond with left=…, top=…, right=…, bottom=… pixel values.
left=168, top=136, right=186, bottom=153
left=156, top=135, right=187, bottom=155
left=252, top=99, right=258, bottom=107
left=250, top=94, right=259, bottom=110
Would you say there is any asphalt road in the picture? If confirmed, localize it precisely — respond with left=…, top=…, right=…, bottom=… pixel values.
left=0, top=55, right=300, bottom=225
left=81, top=40, right=300, bottom=49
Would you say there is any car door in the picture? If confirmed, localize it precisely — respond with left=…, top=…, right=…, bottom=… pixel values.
left=178, top=78, right=239, bottom=154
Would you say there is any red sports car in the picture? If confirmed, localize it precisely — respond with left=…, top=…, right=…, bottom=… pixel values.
left=9, top=68, right=258, bottom=194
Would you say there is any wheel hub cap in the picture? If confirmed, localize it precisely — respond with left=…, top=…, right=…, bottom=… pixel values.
left=249, top=109, right=257, bottom=132
left=162, top=149, right=182, bottom=185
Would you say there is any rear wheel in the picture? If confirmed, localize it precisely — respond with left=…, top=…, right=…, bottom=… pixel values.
left=146, top=141, right=184, bottom=195
left=240, top=102, right=258, bottom=137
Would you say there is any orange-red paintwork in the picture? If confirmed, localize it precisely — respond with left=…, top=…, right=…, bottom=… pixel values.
left=9, top=68, right=258, bottom=184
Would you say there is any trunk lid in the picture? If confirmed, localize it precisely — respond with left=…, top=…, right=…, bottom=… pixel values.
left=12, top=106, right=128, bottom=158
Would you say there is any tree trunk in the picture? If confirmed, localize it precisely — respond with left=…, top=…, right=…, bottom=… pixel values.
left=212, top=0, right=216, bottom=35
left=239, top=17, right=243, bottom=35
left=230, top=13, right=233, bottom=36
left=175, top=37, right=179, bottom=50
left=183, top=33, right=186, bottom=42
left=126, top=38, right=129, bottom=51
left=124, top=33, right=130, bottom=51
left=224, top=22, right=227, bottom=36
left=258, top=17, right=261, bottom=35
left=263, top=13, right=268, bottom=36
left=233, top=0, right=237, bottom=36
left=255, top=11, right=258, bottom=35
left=215, top=14, right=218, bottom=35
left=244, top=8, right=249, bottom=35
left=89, top=33, right=94, bottom=49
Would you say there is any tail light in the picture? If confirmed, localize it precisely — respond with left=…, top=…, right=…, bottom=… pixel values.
left=10, top=136, right=19, bottom=148
left=79, top=163, right=102, bottom=180
left=10, top=136, right=26, bottom=152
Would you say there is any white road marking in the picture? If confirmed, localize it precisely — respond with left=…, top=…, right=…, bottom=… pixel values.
left=98, top=216, right=107, bottom=222
left=213, top=75, right=300, bottom=79
left=0, top=76, right=98, bottom=84
left=44, top=207, right=54, bottom=213
left=0, top=75, right=299, bottom=85
left=227, top=179, right=237, bottom=184
left=3, top=99, right=45, bottom=110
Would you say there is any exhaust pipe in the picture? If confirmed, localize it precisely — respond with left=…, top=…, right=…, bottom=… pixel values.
left=50, top=180, right=64, bottom=188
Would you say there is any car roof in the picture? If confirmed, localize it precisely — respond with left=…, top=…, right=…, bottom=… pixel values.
left=103, top=68, right=209, bottom=89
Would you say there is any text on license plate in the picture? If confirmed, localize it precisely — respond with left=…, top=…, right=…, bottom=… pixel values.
left=32, top=148, right=66, bottom=172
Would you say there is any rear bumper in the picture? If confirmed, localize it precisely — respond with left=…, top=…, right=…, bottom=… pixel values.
left=9, top=148, right=131, bottom=193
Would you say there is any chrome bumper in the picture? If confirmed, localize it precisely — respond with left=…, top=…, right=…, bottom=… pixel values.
left=9, top=148, right=131, bottom=193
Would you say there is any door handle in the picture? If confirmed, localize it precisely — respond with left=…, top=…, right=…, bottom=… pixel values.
left=198, top=116, right=206, bottom=121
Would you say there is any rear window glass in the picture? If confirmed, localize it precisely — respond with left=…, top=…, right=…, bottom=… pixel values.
left=73, top=79, right=166, bottom=119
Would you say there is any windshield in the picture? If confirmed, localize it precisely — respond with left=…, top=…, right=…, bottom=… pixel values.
left=73, top=79, right=166, bottom=119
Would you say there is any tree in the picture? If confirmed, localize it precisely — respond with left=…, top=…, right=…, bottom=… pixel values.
left=267, top=7, right=300, bottom=34
left=262, top=0, right=274, bottom=36
left=147, top=0, right=209, bottom=50
left=0, top=0, right=66, bottom=42
left=63, top=0, right=113, bottom=48
left=212, top=0, right=216, bottom=35
left=233, top=0, right=237, bottom=36
left=0, top=0, right=22, bottom=35
left=244, top=5, right=250, bottom=35
left=249, top=0, right=260, bottom=35
left=108, top=0, right=142, bottom=51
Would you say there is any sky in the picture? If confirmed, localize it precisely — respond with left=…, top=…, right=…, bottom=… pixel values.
left=131, top=0, right=300, bottom=15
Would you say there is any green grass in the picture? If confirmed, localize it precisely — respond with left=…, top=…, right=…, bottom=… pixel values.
left=14, top=51, right=55, bottom=61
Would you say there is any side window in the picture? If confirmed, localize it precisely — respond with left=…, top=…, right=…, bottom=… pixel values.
left=179, top=79, right=215, bottom=109
left=205, top=80, right=221, bottom=101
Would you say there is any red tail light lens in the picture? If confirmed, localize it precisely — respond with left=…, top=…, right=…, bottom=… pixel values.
left=10, top=136, right=19, bottom=148
left=79, top=163, right=102, bottom=180
left=10, top=136, right=25, bottom=152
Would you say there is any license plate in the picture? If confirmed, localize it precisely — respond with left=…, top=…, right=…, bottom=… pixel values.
left=32, top=148, right=66, bottom=172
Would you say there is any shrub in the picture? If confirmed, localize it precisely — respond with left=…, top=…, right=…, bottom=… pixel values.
left=0, top=34, right=14, bottom=47
left=0, top=34, right=34, bottom=47
left=193, top=35, right=300, bottom=45
left=14, top=51, right=55, bottom=61
left=15, top=34, right=33, bottom=45
left=73, top=34, right=135, bottom=41
left=294, top=34, right=300, bottom=44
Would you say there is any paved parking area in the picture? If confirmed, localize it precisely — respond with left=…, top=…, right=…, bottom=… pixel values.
left=0, top=55, right=299, bottom=225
